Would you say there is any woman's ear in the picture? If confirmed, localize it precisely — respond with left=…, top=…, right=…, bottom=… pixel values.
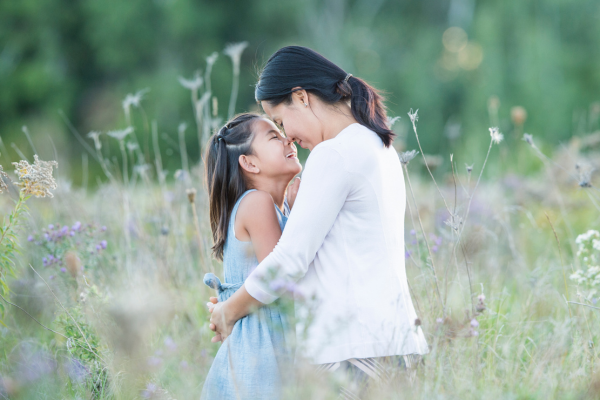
left=239, top=154, right=260, bottom=174
left=291, top=88, right=309, bottom=108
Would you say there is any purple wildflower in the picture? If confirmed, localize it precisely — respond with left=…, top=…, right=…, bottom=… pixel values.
left=470, top=318, right=479, bottom=328
left=100, top=240, right=107, bottom=249
left=101, top=226, right=107, bottom=231
left=95, top=244, right=101, bottom=251
left=70, top=231, right=75, bottom=237
left=72, top=221, right=81, bottom=231
left=28, top=235, right=34, bottom=242
left=405, top=250, right=411, bottom=259
left=164, top=336, right=177, bottom=351
left=60, top=267, right=66, bottom=273
left=49, top=275, right=55, bottom=280
left=48, top=224, right=54, bottom=230
left=410, top=229, right=416, bottom=236
left=432, top=245, right=438, bottom=253
left=147, top=356, right=162, bottom=367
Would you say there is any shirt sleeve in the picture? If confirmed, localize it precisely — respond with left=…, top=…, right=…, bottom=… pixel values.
left=244, top=145, right=351, bottom=304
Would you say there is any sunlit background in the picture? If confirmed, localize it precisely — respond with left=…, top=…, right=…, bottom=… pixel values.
left=2, top=0, right=599, bottom=182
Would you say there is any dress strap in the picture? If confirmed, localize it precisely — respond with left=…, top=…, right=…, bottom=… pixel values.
left=230, top=189, right=257, bottom=238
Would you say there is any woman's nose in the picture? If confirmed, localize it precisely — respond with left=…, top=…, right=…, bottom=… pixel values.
left=284, top=137, right=295, bottom=146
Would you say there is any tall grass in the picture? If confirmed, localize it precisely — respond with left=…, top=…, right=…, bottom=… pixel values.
left=0, top=43, right=599, bottom=399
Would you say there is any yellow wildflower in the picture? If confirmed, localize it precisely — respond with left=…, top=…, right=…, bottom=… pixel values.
left=12, top=155, right=58, bottom=198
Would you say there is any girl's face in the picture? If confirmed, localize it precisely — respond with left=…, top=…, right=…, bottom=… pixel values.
left=260, top=93, right=322, bottom=151
left=246, top=118, right=302, bottom=179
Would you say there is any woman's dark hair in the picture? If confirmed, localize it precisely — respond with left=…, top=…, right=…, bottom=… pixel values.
left=204, top=113, right=261, bottom=260
left=255, top=46, right=395, bottom=147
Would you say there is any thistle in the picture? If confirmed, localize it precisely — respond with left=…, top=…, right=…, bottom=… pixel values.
left=12, top=155, right=58, bottom=198
left=178, top=71, right=203, bottom=92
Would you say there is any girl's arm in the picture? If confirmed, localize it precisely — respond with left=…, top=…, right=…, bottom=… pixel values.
left=209, top=190, right=284, bottom=341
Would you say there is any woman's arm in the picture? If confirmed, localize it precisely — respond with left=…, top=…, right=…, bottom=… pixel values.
left=210, top=146, right=351, bottom=339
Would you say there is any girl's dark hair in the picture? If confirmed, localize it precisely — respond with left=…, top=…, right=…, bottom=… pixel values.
left=255, top=46, right=395, bottom=147
left=204, top=113, right=261, bottom=260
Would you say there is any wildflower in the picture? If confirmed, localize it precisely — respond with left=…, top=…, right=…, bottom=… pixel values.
left=476, top=293, right=486, bottom=312
left=178, top=71, right=203, bottom=91
left=60, top=267, right=67, bottom=273
left=122, top=88, right=149, bottom=111
left=399, top=150, right=419, bottom=165
left=100, top=240, right=107, bottom=249
left=576, top=164, right=594, bottom=188
left=470, top=318, right=479, bottom=328
left=101, top=226, right=107, bottom=231
left=12, top=155, right=58, bottom=198
left=27, top=235, right=34, bottom=242
left=164, top=336, right=177, bottom=351
left=107, top=127, right=134, bottom=141
left=72, top=221, right=81, bottom=231
left=87, top=131, right=103, bottom=151
left=489, top=127, right=504, bottom=144
left=387, top=116, right=401, bottom=128
left=410, top=229, right=416, bottom=235
left=465, top=163, right=474, bottom=173
left=126, top=142, right=139, bottom=152
left=95, top=244, right=101, bottom=251
left=471, top=329, right=479, bottom=337
left=436, top=317, right=443, bottom=324
left=0, top=164, right=9, bottom=193
left=186, top=188, right=197, bottom=203
left=206, top=52, right=219, bottom=67
left=405, top=250, right=411, bottom=259
left=223, top=42, right=249, bottom=74
left=522, top=133, right=534, bottom=146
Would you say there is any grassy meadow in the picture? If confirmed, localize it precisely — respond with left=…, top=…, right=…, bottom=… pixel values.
left=1, top=47, right=600, bottom=399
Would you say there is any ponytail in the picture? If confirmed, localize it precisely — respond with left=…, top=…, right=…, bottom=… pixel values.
left=255, top=46, right=395, bottom=147
left=204, top=113, right=260, bottom=260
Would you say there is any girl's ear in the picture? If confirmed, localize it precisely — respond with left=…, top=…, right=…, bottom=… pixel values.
left=239, top=154, right=260, bottom=174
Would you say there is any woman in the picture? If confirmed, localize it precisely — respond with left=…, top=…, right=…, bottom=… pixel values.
left=209, top=45, right=428, bottom=391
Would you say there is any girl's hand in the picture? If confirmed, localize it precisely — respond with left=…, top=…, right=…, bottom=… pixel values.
left=287, top=177, right=301, bottom=209
left=207, top=297, right=223, bottom=343
left=209, top=300, right=236, bottom=341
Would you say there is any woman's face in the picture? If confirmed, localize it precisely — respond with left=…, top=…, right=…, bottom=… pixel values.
left=260, top=93, right=322, bottom=151
left=248, top=118, right=302, bottom=179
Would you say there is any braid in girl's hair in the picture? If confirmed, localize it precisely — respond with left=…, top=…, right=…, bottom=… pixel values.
left=204, top=113, right=261, bottom=260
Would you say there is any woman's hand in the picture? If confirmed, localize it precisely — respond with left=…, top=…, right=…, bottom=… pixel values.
left=287, top=177, right=301, bottom=209
left=208, top=299, right=236, bottom=342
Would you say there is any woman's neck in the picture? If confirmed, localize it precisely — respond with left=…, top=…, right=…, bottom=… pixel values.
left=321, top=102, right=358, bottom=142
left=250, top=177, right=291, bottom=211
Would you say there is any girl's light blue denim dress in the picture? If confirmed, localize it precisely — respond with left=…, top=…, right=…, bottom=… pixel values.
left=201, top=189, right=294, bottom=400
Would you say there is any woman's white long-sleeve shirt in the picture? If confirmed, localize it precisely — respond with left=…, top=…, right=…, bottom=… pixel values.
left=245, top=123, right=429, bottom=364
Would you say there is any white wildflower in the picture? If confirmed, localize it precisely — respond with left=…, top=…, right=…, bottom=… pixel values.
left=87, top=131, right=103, bottom=151
left=126, top=142, right=139, bottom=152
left=489, top=127, right=503, bottom=144
left=12, top=155, right=58, bottom=198
left=399, top=150, right=419, bottom=165
left=444, top=213, right=463, bottom=233
left=223, top=42, right=249, bottom=74
left=107, top=127, right=134, bottom=141
left=122, top=88, right=149, bottom=111
left=178, top=71, right=203, bottom=92
left=206, top=52, right=219, bottom=67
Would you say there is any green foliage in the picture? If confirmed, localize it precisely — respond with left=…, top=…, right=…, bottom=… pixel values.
left=0, top=192, right=29, bottom=325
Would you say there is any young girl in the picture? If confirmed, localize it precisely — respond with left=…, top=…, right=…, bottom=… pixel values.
left=201, top=113, right=302, bottom=400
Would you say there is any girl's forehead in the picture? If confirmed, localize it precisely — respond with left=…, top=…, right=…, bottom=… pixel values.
left=254, top=118, right=281, bottom=134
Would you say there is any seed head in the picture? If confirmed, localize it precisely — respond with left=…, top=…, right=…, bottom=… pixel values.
left=178, top=71, right=203, bottom=92
left=407, top=108, right=419, bottom=125
left=522, top=133, right=534, bottom=146
left=87, top=131, right=103, bottom=151
left=0, top=164, right=9, bottom=194
left=186, top=188, right=197, bottom=203
left=399, top=150, right=419, bottom=165
left=122, top=88, right=149, bottom=111
left=489, top=127, right=504, bottom=144
left=465, top=163, right=474, bottom=173
left=223, top=42, right=249, bottom=74
left=12, top=155, right=58, bottom=198
left=387, top=116, right=401, bottom=128
left=107, top=127, right=134, bottom=142
left=206, top=52, right=219, bottom=67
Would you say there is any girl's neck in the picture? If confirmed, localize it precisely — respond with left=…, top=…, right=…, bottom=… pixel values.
left=250, top=177, right=291, bottom=211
